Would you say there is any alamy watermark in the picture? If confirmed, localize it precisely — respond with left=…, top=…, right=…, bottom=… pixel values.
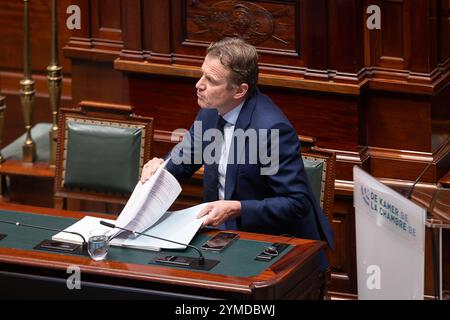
left=64, top=4, right=381, bottom=33
left=66, top=5, right=81, bottom=30
left=170, top=122, right=280, bottom=175
left=66, top=265, right=81, bottom=290
left=366, top=265, right=381, bottom=290
left=367, top=5, right=381, bottom=30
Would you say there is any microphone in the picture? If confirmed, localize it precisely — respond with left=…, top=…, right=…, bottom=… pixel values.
left=100, top=220, right=204, bottom=264
left=0, top=218, right=87, bottom=253
left=406, top=137, right=449, bottom=200
left=99, top=221, right=219, bottom=270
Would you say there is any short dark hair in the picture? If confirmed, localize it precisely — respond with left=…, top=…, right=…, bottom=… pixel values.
left=207, top=37, right=259, bottom=96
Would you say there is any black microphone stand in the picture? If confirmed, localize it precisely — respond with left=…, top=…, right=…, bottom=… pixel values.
left=404, top=137, right=449, bottom=300
left=406, top=137, right=450, bottom=199
left=100, top=221, right=219, bottom=271
left=0, top=219, right=87, bottom=253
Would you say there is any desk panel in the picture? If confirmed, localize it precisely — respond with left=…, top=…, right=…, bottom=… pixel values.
left=0, top=203, right=325, bottom=299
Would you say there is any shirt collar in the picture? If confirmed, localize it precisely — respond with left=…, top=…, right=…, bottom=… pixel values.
left=222, top=100, right=244, bottom=126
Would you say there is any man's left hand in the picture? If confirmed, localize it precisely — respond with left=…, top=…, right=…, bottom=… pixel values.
left=197, top=201, right=241, bottom=227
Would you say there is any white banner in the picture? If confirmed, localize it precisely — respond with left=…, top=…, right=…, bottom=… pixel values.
left=354, top=166, right=425, bottom=300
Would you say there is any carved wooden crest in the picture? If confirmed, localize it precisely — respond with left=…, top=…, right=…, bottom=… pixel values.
left=190, top=0, right=290, bottom=45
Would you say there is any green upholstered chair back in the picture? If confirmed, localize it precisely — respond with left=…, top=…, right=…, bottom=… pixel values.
left=63, top=120, right=143, bottom=194
left=301, top=144, right=336, bottom=300
left=303, top=157, right=325, bottom=208
left=54, top=102, right=153, bottom=211
left=301, top=147, right=336, bottom=219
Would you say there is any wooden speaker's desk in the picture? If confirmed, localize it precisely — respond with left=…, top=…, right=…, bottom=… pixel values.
left=0, top=202, right=325, bottom=299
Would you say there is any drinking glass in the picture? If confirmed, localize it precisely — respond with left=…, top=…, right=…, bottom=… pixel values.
left=88, top=228, right=109, bottom=261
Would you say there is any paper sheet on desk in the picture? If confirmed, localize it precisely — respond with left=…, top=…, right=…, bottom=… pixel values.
left=52, top=204, right=207, bottom=250
left=111, top=159, right=182, bottom=238
left=53, top=160, right=206, bottom=251
left=52, top=216, right=116, bottom=245
left=120, top=203, right=208, bottom=250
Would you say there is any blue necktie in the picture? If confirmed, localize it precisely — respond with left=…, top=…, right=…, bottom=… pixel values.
left=204, top=116, right=227, bottom=202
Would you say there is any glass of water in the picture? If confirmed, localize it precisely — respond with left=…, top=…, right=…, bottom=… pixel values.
left=88, top=229, right=109, bottom=261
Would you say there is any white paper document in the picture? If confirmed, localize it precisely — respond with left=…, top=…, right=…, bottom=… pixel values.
left=52, top=215, right=116, bottom=245
left=111, top=160, right=182, bottom=237
left=52, top=161, right=207, bottom=251
left=121, top=203, right=207, bottom=250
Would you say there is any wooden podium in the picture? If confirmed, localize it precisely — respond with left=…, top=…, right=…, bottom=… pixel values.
left=0, top=202, right=326, bottom=300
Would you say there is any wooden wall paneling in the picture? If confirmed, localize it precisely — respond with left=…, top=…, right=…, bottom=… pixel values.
left=367, top=150, right=437, bottom=181
left=120, top=0, right=143, bottom=61
left=183, top=0, right=299, bottom=52
left=67, top=0, right=93, bottom=49
left=358, top=90, right=369, bottom=148
left=91, top=0, right=123, bottom=43
left=335, top=152, right=364, bottom=182
left=329, top=193, right=357, bottom=294
left=443, top=229, right=450, bottom=297
left=7, top=175, right=54, bottom=208
left=301, top=0, right=328, bottom=76
left=364, top=0, right=373, bottom=67
left=71, top=60, right=128, bottom=106
left=143, top=0, right=172, bottom=63
left=64, top=0, right=123, bottom=60
left=114, top=0, right=365, bottom=95
left=327, top=0, right=365, bottom=79
left=263, top=87, right=361, bottom=152
left=128, top=74, right=199, bottom=131
left=424, top=227, right=440, bottom=297
left=362, top=90, right=445, bottom=183
left=431, top=85, right=450, bottom=142
left=0, top=0, right=72, bottom=74
left=172, top=0, right=303, bottom=71
left=366, top=0, right=449, bottom=92
left=427, top=0, right=439, bottom=73
left=371, top=0, right=411, bottom=71
left=431, top=83, right=450, bottom=180
left=409, top=0, right=435, bottom=74
left=171, top=0, right=214, bottom=66
left=365, top=91, right=432, bottom=152
left=438, top=0, right=450, bottom=67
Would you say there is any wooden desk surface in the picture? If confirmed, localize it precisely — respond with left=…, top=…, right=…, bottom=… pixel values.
left=0, top=159, right=55, bottom=178
left=0, top=202, right=325, bottom=300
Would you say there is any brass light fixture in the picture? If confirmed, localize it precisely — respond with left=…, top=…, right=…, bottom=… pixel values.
left=20, top=0, right=36, bottom=162
left=47, top=0, right=62, bottom=166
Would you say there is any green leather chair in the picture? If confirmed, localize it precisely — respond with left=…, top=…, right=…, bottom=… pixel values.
left=301, top=143, right=336, bottom=300
left=54, top=101, right=154, bottom=213
left=302, top=148, right=336, bottom=220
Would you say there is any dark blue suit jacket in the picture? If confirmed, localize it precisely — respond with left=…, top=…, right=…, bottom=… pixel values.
left=166, top=89, right=334, bottom=268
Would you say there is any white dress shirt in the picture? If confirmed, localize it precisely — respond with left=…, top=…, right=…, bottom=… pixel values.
left=217, top=101, right=244, bottom=200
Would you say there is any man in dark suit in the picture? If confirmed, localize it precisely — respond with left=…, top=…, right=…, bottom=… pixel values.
left=141, top=37, right=333, bottom=270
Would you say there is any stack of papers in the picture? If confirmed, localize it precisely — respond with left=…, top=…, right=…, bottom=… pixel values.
left=52, top=160, right=207, bottom=250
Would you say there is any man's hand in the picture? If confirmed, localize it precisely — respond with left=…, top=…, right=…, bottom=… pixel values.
left=197, top=200, right=241, bottom=227
left=140, top=157, right=164, bottom=183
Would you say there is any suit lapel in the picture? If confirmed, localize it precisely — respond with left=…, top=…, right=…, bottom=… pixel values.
left=203, top=112, right=222, bottom=202
left=224, top=91, right=258, bottom=200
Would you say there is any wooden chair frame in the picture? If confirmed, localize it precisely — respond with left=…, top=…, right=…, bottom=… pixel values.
left=301, top=144, right=336, bottom=220
left=54, top=101, right=154, bottom=210
left=300, top=137, right=336, bottom=300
